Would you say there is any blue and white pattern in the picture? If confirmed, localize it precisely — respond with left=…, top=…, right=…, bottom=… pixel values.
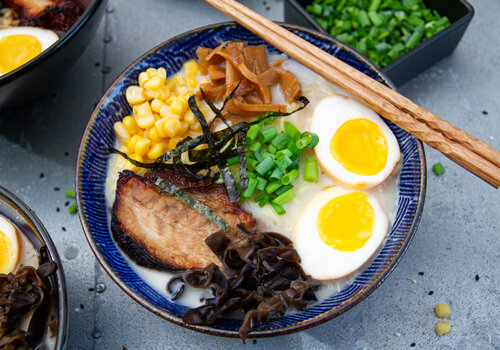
left=76, top=23, right=426, bottom=337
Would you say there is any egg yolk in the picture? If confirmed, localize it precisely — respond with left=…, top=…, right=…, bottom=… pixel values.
left=0, top=34, right=42, bottom=75
left=331, top=118, right=388, bottom=176
left=317, top=192, right=374, bottom=251
left=0, top=230, right=15, bottom=273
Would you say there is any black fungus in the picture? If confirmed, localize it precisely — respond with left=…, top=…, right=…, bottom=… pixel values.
left=167, top=225, right=317, bottom=342
left=0, top=262, right=58, bottom=348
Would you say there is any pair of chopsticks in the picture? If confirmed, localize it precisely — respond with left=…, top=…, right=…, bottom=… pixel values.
left=205, top=0, right=500, bottom=188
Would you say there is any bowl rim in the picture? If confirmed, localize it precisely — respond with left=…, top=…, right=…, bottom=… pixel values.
left=76, top=21, right=427, bottom=339
left=0, top=0, right=106, bottom=85
left=0, top=185, right=68, bottom=349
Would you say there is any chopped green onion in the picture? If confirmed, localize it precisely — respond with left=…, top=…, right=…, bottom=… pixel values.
left=258, top=127, right=277, bottom=143
left=227, top=156, right=239, bottom=166
left=267, top=144, right=277, bottom=154
left=270, top=132, right=290, bottom=150
left=246, top=158, right=258, bottom=170
left=296, top=134, right=312, bottom=149
left=255, top=157, right=275, bottom=176
left=270, top=202, right=286, bottom=215
left=241, top=178, right=258, bottom=199
left=306, top=133, right=319, bottom=148
left=276, top=155, right=293, bottom=172
left=272, top=189, right=296, bottom=206
left=270, top=167, right=284, bottom=182
left=247, top=171, right=256, bottom=179
left=281, top=169, right=299, bottom=185
left=432, top=162, right=445, bottom=176
left=284, top=121, right=301, bottom=141
left=65, top=189, right=76, bottom=199
left=249, top=141, right=263, bottom=153
left=265, top=181, right=282, bottom=194
left=68, top=202, right=77, bottom=215
left=246, top=124, right=261, bottom=144
left=274, top=184, right=293, bottom=196
left=304, top=158, right=319, bottom=183
left=256, top=176, right=267, bottom=191
left=253, top=151, right=263, bottom=162
left=276, top=149, right=293, bottom=159
left=255, top=193, right=270, bottom=207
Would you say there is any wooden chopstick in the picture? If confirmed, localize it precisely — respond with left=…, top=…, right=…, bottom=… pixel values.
left=205, top=0, right=500, bottom=188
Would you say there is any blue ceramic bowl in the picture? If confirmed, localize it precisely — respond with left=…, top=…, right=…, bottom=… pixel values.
left=76, top=22, right=426, bottom=338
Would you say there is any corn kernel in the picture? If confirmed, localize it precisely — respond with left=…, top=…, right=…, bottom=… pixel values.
left=166, top=95, right=176, bottom=106
left=184, top=110, right=196, bottom=125
left=150, top=99, right=163, bottom=113
left=146, top=68, right=157, bottom=77
left=435, top=322, right=451, bottom=336
left=173, top=75, right=185, bottom=87
left=179, top=121, right=189, bottom=135
left=113, top=121, right=129, bottom=141
left=122, top=116, right=139, bottom=134
left=177, top=86, right=190, bottom=97
left=129, top=153, right=143, bottom=173
left=143, top=88, right=160, bottom=99
left=148, top=125, right=162, bottom=142
left=168, top=137, right=182, bottom=150
left=186, top=77, right=197, bottom=89
left=115, top=156, right=133, bottom=171
left=127, top=134, right=142, bottom=153
left=435, top=304, right=451, bottom=318
left=157, top=67, right=167, bottom=80
left=136, top=115, right=155, bottom=129
left=148, top=142, right=164, bottom=160
left=138, top=72, right=150, bottom=87
left=133, top=102, right=152, bottom=119
left=125, top=85, right=146, bottom=106
left=163, top=118, right=181, bottom=138
left=159, top=87, right=170, bottom=100
left=155, top=119, right=168, bottom=138
left=190, top=121, right=202, bottom=132
left=170, top=98, right=187, bottom=116
left=184, top=60, right=199, bottom=76
left=134, top=138, right=151, bottom=157
left=144, top=75, right=162, bottom=91
left=166, top=79, right=176, bottom=92
left=159, top=104, right=173, bottom=119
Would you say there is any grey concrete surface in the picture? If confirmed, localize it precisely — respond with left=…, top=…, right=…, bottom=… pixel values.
left=0, top=0, right=498, bottom=349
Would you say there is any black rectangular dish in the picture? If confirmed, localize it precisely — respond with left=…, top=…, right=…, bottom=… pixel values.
left=284, top=0, right=475, bottom=86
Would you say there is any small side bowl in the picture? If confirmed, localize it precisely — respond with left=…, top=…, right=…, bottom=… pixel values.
left=77, top=22, right=426, bottom=339
left=0, top=0, right=107, bottom=111
left=284, top=0, right=474, bottom=86
left=0, top=186, right=68, bottom=349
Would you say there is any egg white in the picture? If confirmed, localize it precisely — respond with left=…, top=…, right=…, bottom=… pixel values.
left=292, top=186, right=389, bottom=281
left=310, top=94, right=401, bottom=190
left=0, top=215, right=19, bottom=274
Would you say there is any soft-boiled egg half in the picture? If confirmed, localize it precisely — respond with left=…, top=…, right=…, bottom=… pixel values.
left=293, top=186, right=388, bottom=280
left=310, top=94, right=400, bottom=190
left=0, top=27, right=59, bottom=76
left=0, top=215, right=19, bottom=274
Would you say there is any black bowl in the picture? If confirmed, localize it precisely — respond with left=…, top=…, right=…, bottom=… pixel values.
left=284, top=0, right=474, bottom=86
left=0, top=0, right=107, bottom=111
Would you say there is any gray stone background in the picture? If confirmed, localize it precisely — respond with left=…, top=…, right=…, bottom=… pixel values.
left=0, top=0, right=498, bottom=349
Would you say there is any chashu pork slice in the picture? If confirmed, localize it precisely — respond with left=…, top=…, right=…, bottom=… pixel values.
left=111, top=169, right=255, bottom=272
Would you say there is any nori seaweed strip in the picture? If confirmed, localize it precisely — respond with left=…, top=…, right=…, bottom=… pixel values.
left=188, top=95, right=215, bottom=148
left=237, top=132, right=248, bottom=192
left=218, top=159, right=239, bottom=202
left=150, top=175, right=230, bottom=232
left=204, top=81, right=240, bottom=130
left=156, top=135, right=204, bottom=163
